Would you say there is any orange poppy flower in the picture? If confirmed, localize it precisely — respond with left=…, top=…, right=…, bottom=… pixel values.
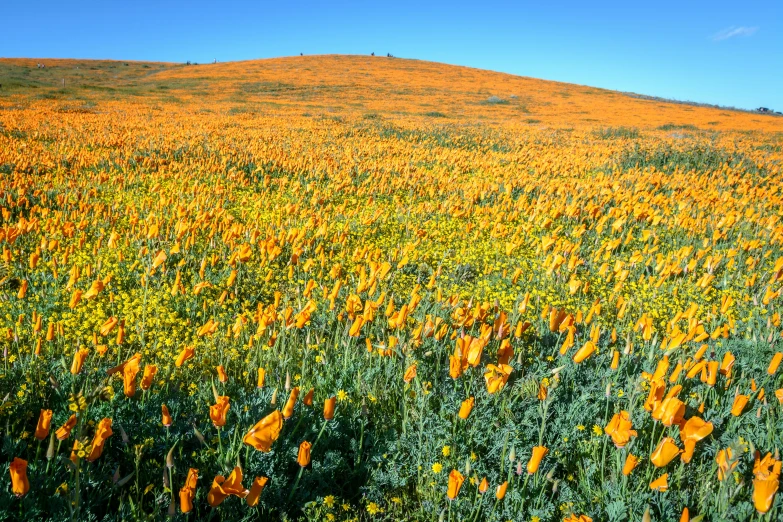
left=622, top=454, right=639, bottom=475
left=86, top=418, right=113, bottom=461
left=324, top=396, right=336, bottom=420
left=69, top=289, right=83, bottom=309
left=140, top=364, right=157, bottom=391
left=99, top=316, right=118, bottom=337
left=298, top=441, right=312, bottom=467
left=752, top=452, right=782, bottom=514
left=34, top=409, right=53, bottom=440
left=70, top=348, right=89, bottom=375
left=162, top=404, right=172, bottom=427
left=495, top=481, right=508, bottom=500
left=208, top=466, right=248, bottom=507
left=719, top=352, right=735, bottom=376
left=303, top=388, right=314, bottom=406
left=9, top=458, right=29, bottom=497
left=768, top=352, right=783, bottom=375
left=107, top=352, right=142, bottom=376
left=651, top=437, right=681, bottom=467
left=731, top=394, right=749, bottom=416
left=82, top=279, right=105, bottom=300
left=643, top=379, right=666, bottom=412
left=56, top=414, right=77, bottom=441
left=449, top=354, right=464, bottom=379
left=244, top=410, right=284, bottom=452
left=175, top=345, right=195, bottom=367
left=679, top=416, right=713, bottom=463
left=484, top=363, right=512, bottom=394
left=257, top=368, right=266, bottom=388
left=649, top=473, right=668, bottom=491
left=122, top=356, right=141, bottom=397
left=447, top=469, right=464, bottom=500
left=466, top=336, right=486, bottom=367
left=573, top=341, right=597, bottom=363
left=604, top=410, right=637, bottom=448
left=246, top=476, right=269, bottom=507
left=152, top=250, right=167, bottom=270
left=652, top=397, right=686, bottom=428
left=611, top=350, right=620, bottom=370
left=716, top=448, right=738, bottom=481
left=216, top=365, right=228, bottom=383
left=180, top=468, right=198, bottom=513
left=458, top=397, right=475, bottom=420
left=282, top=387, right=300, bottom=419
left=403, top=363, right=417, bottom=383
left=527, top=446, right=548, bottom=474
left=497, top=339, right=514, bottom=365
left=210, top=396, right=230, bottom=427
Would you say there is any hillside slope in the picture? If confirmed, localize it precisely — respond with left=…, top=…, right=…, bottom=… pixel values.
left=1, top=55, right=781, bottom=131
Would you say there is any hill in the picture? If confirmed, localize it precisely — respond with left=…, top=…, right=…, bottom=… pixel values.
left=1, top=55, right=781, bottom=131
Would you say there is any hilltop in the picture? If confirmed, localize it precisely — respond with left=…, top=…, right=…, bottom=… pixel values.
left=1, top=55, right=781, bottom=131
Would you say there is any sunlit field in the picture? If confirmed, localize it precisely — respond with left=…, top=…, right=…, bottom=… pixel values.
left=1, top=55, right=783, bottom=521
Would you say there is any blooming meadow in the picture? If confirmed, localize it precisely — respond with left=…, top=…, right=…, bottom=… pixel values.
left=1, top=56, right=783, bottom=521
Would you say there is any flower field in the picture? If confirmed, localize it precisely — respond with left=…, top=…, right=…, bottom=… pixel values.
left=1, top=56, right=783, bottom=521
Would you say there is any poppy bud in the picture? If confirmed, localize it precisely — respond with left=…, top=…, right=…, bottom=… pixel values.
left=193, top=425, right=206, bottom=445
left=166, top=443, right=177, bottom=469
left=119, top=424, right=129, bottom=444
left=46, top=432, right=55, bottom=460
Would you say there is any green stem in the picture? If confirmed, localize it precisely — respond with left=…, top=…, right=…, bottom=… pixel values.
left=286, top=466, right=305, bottom=503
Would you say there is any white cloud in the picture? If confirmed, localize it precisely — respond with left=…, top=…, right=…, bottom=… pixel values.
left=712, top=26, right=758, bottom=41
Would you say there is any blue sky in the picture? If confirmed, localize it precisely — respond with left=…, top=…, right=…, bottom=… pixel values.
left=2, top=1, right=780, bottom=110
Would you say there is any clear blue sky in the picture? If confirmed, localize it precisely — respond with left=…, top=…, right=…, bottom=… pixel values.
left=2, top=1, right=781, bottom=110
